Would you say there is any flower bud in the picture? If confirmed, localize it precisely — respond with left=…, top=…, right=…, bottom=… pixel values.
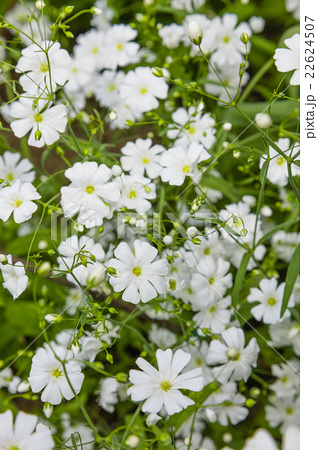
left=136, top=219, right=147, bottom=231
left=255, top=112, right=272, bottom=129
left=43, top=403, right=53, bottom=419
left=152, top=67, right=163, bottom=77
left=223, top=122, right=232, bottom=131
left=17, top=380, right=30, bottom=393
left=35, top=130, right=42, bottom=141
left=109, top=110, right=117, bottom=121
left=163, top=235, right=173, bottom=246
left=38, top=261, right=51, bottom=277
left=71, top=340, right=80, bottom=355
left=91, top=6, right=102, bottom=15
left=205, top=408, right=216, bottom=422
left=44, top=314, right=62, bottom=324
left=240, top=32, right=249, bottom=44
left=35, top=1, right=45, bottom=9
left=64, top=6, right=74, bottom=14
left=125, top=435, right=139, bottom=448
left=187, top=226, right=199, bottom=239
left=188, top=21, right=203, bottom=46
left=129, top=217, right=137, bottom=226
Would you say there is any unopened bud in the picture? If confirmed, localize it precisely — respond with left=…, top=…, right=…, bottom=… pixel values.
left=163, top=235, right=173, bottom=246
left=43, top=403, right=53, bottom=418
left=109, top=110, right=117, bottom=121
left=35, top=0, right=45, bottom=9
left=223, top=122, right=232, bottom=131
left=125, top=435, right=139, bottom=448
left=91, top=6, right=102, bottom=15
left=240, top=32, right=249, bottom=44
left=152, top=67, right=163, bottom=77
left=35, top=130, right=42, bottom=141
left=112, top=165, right=122, bottom=177
left=187, top=226, right=199, bottom=239
left=188, top=20, right=203, bottom=46
left=255, top=112, right=272, bottom=129
left=146, top=413, right=162, bottom=426
left=44, top=314, right=62, bottom=324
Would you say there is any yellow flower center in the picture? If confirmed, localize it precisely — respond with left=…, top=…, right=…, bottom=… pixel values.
left=129, top=190, right=137, bottom=198
left=92, top=47, right=99, bottom=54
left=267, top=297, right=276, bottom=306
left=52, top=368, right=62, bottom=379
left=188, top=126, right=196, bottom=134
left=117, top=43, right=123, bottom=50
left=140, top=87, right=148, bottom=95
left=72, top=67, right=78, bottom=73
left=7, top=173, right=14, bottom=182
left=277, top=156, right=285, bottom=165
left=86, top=185, right=95, bottom=194
left=281, top=376, right=288, bottom=383
left=209, top=305, right=216, bottom=313
left=34, top=113, right=43, bottom=123
left=132, top=266, right=142, bottom=276
left=161, top=380, right=172, bottom=392
left=109, top=84, right=116, bottom=92
left=204, top=248, right=210, bottom=255
left=196, top=358, right=202, bottom=365
left=9, top=447, right=21, bottom=450
left=223, top=35, right=230, bottom=43
left=226, top=347, right=240, bottom=361
left=142, top=157, right=149, bottom=164
left=13, top=199, right=23, bottom=208
left=182, top=165, right=190, bottom=174
left=286, top=407, right=294, bottom=415
left=209, top=277, right=215, bottom=285
left=169, top=279, right=177, bottom=290
left=39, top=62, right=49, bottom=72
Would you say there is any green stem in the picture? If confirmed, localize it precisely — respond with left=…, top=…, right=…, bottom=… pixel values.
left=239, top=58, right=274, bottom=103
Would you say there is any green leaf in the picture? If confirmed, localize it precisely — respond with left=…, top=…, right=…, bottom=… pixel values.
left=201, top=175, right=240, bottom=202
left=232, top=252, right=251, bottom=310
left=280, top=244, right=300, bottom=318
left=256, top=219, right=299, bottom=247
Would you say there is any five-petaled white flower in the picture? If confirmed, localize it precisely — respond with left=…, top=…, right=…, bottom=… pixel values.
left=28, top=342, right=84, bottom=405
left=120, top=138, right=165, bottom=179
left=207, top=327, right=259, bottom=383
left=108, top=239, right=168, bottom=304
left=160, top=143, right=210, bottom=186
left=61, top=161, right=120, bottom=228
left=16, top=40, right=71, bottom=95
left=0, top=410, right=54, bottom=449
left=0, top=180, right=40, bottom=223
left=0, top=151, right=35, bottom=186
left=128, top=348, right=204, bottom=415
left=10, top=97, right=67, bottom=148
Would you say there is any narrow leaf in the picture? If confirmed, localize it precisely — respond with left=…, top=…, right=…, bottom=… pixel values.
left=280, top=244, right=300, bottom=318
left=232, top=252, right=251, bottom=309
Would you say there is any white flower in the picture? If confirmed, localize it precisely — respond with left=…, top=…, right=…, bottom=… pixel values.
left=28, top=342, right=84, bottom=405
left=247, top=278, right=294, bottom=324
left=271, top=231, right=299, bottom=262
left=0, top=151, right=35, bottom=185
left=158, top=24, right=185, bottom=49
left=0, top=180, right=40, bottom=223
left=76, top=29, right=108, bottom=71
left=192, top=296, right=232, bottom=335
left=119, top=66, right=169, bottom=113
left=148, top=324, right=177, bottom=349
left=274, top=34, right=300, bottom=85
left=0, top=254, right=28, bottom=300
left=65, top=53, right=95, bottom=94
left=108, top=239, right=168, bottom=304
left=57, top=235, right=106, bottom=287
left=285, top=0, right=300, bottom=20
left=94, top=70, right=125, bottom=107
left=248, top=16, right=265, bottom=34
left=243, top=426, right=300, bottom=450
left=90, top=0, right=114, bottom=29
left=269, top=319, right=300, bottom=356
left=146, top=413, right=162, bottom=426
left=259, top=138, right=300, bottom=187
left=160, top=143, right=210, bottom=186
left=61, top=161, right=120, bottom=228
left=103, top=24, right=140, bottom=70
left=207, top=327, right=259, bottom=383
left=0, top=410, right=54, bottom=449
left=270, top=361, right=300, bottom=398
left=99, top=378, right=119, bottom=412
left=120, top=138, right=165, bottom=179
left=202, top=13, right=252, bottom=65
left=187, top=226, right=199, bottom=239
left=128, top=348, right=204, bottom=415
left=205, top=382, right=248, bottom=426
left=115, top=174, right=156, bottom=214
left=171, top=0, right=205, bottom=12
left=167, top=106, right=216, bottom=149
left=190, top=256, right=233, bottom=306
left=10, top=97, right=67, bottom=148
left=16, top=40, right=71, bottom=94
left=265, top=396, right=300, bottom=431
